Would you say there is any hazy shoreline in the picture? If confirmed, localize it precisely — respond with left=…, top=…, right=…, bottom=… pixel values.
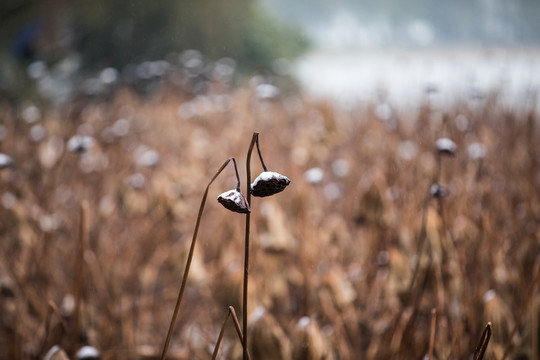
left=293, top=46, right=540, bottom=110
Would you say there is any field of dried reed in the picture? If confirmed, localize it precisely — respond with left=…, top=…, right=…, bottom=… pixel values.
left=0, top=78, right=538, bottom=360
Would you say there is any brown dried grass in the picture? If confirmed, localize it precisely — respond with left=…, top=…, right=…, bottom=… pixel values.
left=0, top=82, right=538, bottom=359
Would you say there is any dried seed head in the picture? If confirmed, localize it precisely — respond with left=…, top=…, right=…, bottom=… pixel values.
left=75, top=345, right=100, bottom=360
left=436, top=137, right=457, bottom=156
left=251, top=171, right=290, bottom=197
left=217, top=189, right=250, bottom=213
left=430, top=183, right=449, bottom=198
left=44, top=345, right=69, bottom=360
left=67, top=135, right=94, bottom=154
left=0, top=153, right=14, bottom=169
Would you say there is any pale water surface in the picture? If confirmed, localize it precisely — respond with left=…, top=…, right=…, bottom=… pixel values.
left=293, top=47, right=540, bottom=110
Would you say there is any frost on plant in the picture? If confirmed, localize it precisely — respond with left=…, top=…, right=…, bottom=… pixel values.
left=251, top=171, right=291, bottom=197
left=217, top=189, right=251, bottom=213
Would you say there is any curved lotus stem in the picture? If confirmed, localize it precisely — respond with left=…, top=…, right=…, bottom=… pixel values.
left=242, top=132, right=258, bottom=360
left=255, top=136, right=268, bottom=172
left=160, top=158, right=233, bottom=360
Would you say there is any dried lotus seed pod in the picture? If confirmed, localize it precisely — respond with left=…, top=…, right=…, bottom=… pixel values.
left=430, top=183, right=449, bottom=198
left=436, top=138, right=457, bottom=156
left=250, top=171, right=290, bottom=197
left=0, top=153, right=14, bottom=169
left=75, top=345, right=101, bottom=360
left=67, top=135, right=95, bottom=154
left=217, top=189, right=250, bottom=213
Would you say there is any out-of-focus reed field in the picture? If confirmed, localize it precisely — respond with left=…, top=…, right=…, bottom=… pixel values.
left=0, top=70, right=539, bottom=360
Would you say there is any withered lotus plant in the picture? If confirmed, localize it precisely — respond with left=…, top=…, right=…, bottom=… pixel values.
left=213, top=133, right=292, bottom=360
left=160, top=133, right=290, bottom=360
left=237, top=132, right=290, bottom=360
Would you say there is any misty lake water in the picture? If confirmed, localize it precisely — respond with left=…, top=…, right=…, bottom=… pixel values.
left=293, top=47, right=540, bottom=110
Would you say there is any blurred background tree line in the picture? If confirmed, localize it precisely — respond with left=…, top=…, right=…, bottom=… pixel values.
left=0, top=0, right=308, bottom=74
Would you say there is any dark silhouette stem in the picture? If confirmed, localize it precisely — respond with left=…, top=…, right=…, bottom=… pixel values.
left=243, top=132, right=258, bottom=360
left=255, top=136, right=268, bottom=172
left=233, top=157, right=241, bottom=191
left=428, top=308, right=437, bottom=360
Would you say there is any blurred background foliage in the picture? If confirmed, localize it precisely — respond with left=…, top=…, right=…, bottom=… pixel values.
left=0, top=0, right=309, bottom=72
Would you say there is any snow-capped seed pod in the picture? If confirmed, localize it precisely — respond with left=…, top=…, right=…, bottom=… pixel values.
left=251, top=171, right=290, bottom=197
left=67, top=135, right=94, bottom=154
left=75, top=345, right=100, bottom=360
left=430, top=183, right=449, bottom=198
left=44, top=345, right=69, bottom=360
left=0, top=153, right=14, bottom=169
left=217, top=189, right=250, bottom=213
left=250, top=135, right=290, bottom=197
left=436, top=138, right=457, bottom=156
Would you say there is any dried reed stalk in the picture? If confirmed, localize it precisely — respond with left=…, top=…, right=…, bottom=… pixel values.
left=160, top=158, right=234, bottom=360
left=39, top=300, right=67, bottom=357
left=407, top=188, right=431, bottom=296
left=211, top=306, right=251, bottom=360
left=501, top=261, right=540, bottom=360
left=242, top=132, right=259, bottom=360
left=533, top=290, right=538, bottom=360
left=72, top=200, right=88, bottom=352
left=428, top=308, right=437, bottom=360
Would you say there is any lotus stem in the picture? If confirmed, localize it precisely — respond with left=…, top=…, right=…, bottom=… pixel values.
left=160, top=158, right=233, bottom=360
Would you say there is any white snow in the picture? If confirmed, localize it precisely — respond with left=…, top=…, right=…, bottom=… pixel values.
left=251, top=171, right=289, bottom=187
left=436, top=138, right=457, bottom=153
left=217, top=189, right=245, bottom=206
left=0, top=153, right=14, bottom=167
left=76, top=345, right=100, bottom=359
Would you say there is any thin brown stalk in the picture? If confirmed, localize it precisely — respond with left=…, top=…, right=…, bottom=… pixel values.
left=435, top=153, right=442, bottom=183
left=229, top=306, right=246, bottom=353
left=473, top=322, right=492, bottom=360
left=211, top=306, right=252, bottom=360
left=160, top=158, right=233, bottom=360
left=501, top=261, right=540, bottom=360
left=72, top=200, right=88, bottom=352
left=533, top=289, right=538, bottom=360
left=39, top=300, right=68, bottom=357
left=407, top=188, right=431, bottom=295
left=38, top=308, right=53, bottom=357
left=211, top=307, right=231, bottom=360
left=243, top=132, right=259, bottom=360
left=255, top=136, right=268, bottom=172
left=428, top=308, right=437, bottom=360
left=392, top=262, right=432, bottom=356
